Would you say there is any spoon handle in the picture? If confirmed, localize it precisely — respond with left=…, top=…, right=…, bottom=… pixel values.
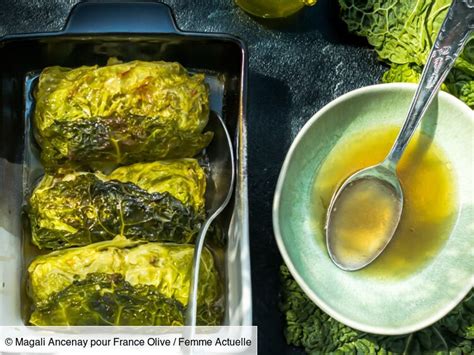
left=185, top=217, right=215, bottom=327
left=185, top=113, right=235, bottom=328
left=385, top=0, right=474, bottom=167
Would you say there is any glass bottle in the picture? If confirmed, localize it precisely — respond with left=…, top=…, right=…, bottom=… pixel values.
left=235, top=0, right=317, bottom=18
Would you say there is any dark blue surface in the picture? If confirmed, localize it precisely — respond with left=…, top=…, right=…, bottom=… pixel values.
left=0, top=1, right=385, bottom=353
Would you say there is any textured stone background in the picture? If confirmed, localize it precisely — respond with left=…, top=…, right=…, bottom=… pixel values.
left=0, top=1, right=385, bottom=353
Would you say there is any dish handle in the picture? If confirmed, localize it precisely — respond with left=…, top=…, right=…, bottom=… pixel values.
left=63, top=1, right=180, bottom=34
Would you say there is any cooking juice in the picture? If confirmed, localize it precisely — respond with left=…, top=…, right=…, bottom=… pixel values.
left=313, top=127, right=458, bottom=278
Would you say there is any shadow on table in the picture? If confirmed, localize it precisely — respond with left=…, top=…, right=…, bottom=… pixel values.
left=246, top=71, right=304, bottom=354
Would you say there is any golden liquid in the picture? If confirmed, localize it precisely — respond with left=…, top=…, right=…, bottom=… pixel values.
left=328, top=178, right=401, bottom=269
left=313, top=127, right=457, bottom=278
left=235, top=0, right=315, bottom=18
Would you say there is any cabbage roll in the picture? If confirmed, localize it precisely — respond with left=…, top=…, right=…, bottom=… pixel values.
left=34, top=60, right=212, bottom=170
left=28, top=238, right=222, bottom=325
left=28, top=159, right=206, bottom=250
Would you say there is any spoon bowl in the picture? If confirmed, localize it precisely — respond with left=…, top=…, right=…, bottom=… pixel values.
left=326, top=163, right=403, bottom=271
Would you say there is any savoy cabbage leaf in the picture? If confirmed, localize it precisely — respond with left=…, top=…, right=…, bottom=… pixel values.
left=28, top=160, right=206, bottom=250
left=34, top=60, right=213, bottom=171
left=30, top=273, right=222, bottom=326
left=28, top=238, right=223, bottom=325
left=280, top=265, right=473, bottom=354
left=30, top=273, right=186, bottom=326
left=339, top=0, right=474, bottom=108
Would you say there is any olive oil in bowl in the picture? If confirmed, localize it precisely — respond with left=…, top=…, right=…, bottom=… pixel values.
left=313, top=127, right=458, bottom=278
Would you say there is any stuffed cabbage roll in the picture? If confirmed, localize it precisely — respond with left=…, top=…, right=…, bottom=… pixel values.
left=34, top=60, right=213, bottom=170
left=28, top=238, right=223, bottom=325
left=28, top=159, right=206, bottom=250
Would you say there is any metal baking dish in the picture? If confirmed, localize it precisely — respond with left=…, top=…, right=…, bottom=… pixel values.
left=0, top=1, right=250, bottom=327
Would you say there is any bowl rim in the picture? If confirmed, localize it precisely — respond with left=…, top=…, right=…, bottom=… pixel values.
left=272, top=82, right=474, bottom=335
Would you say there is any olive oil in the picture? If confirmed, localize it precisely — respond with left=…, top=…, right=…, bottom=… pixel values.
left=313, top=127, right=457, bottom=278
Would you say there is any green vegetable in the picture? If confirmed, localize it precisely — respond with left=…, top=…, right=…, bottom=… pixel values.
left=339, top=0, right=474, bottom=108
left=107, top=159, right=206, bottom=213
left=29, top=273, right=221, bottom=326
left=34, top=59, right=213, bottom=171
left=280, top=264, right=473, bottom=354
left=28, top=160, right=206, bottom=250
left=28, top=238, right=223, bottom=325
left=29, top=273, right=186, bottom=326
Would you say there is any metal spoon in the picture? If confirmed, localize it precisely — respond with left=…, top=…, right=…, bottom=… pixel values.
left=326, top=0, right=474, bottom=271
left=185, top=111, right=235, bottom=326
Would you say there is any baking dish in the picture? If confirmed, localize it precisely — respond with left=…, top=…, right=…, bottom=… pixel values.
left=0, top=1, right=251, bottom=327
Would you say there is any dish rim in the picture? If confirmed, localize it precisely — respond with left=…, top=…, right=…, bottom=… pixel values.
left=272, top=82, right=474, bottom=335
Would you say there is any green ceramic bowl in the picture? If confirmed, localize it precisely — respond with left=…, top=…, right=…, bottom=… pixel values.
left=273, top=83, right=473, bottom=334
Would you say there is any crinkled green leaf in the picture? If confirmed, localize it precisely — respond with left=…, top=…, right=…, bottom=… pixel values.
left=28, top=160, right=205, bottom=250
left=338, top=0, right=467, bottom=67
left=28, top=237, right=222, bottom=325
left=445, top=72, right=474, bottom=108
left=382, top=63, right=423, bottom=85
left=339, top=0, right=474, bottom=108
left=280, top=264, right=473, bottom=354
left=106, top=159, right=206, bottom=213
left=29, top=273, right=185, bottom=326
left=30, top=273, right=221, bottom=326
left=382, top=64, right=474, bottom=107
left=34, top=60, right=212, bottom=171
